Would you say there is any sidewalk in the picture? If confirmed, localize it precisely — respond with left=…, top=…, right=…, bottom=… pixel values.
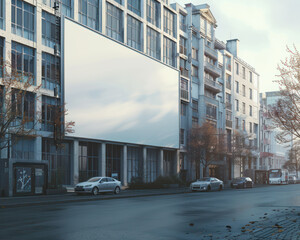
left=0, top=187, right=192, bottom=208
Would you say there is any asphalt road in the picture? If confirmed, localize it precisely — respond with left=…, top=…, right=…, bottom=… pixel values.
left=1, top=184, right=300, bottom=240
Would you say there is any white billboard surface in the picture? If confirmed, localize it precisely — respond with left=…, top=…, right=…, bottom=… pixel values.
left=63, top=19, right=179, bottom=148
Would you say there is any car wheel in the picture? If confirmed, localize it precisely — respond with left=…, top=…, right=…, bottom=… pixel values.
left=219, top=185, right=223, bottom=191
left=92, top=187, right=99, bottom=196
left=206, top=185, right=211, bottom=192
left=114, top=186, right=121, bottom=194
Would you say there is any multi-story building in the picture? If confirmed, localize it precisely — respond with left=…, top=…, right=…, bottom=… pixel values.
left=260, top=91, right=290, bottom=170
left=0, top=0, right=260, bottom=196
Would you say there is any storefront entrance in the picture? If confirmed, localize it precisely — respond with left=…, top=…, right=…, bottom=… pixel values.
left=13, top=163, right=47, bottom=196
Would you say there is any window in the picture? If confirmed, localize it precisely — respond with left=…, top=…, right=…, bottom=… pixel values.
left=249, top=105, right=252, bottom=116
left=207, top=21, right=212, bottom=38
left=43, top=0, right=72, bottom=17
left=226, top=74, right=231, bottom=89
left=179, top=37, right=187, bottom=55
left=249, top=122, right=253, bottom=133
left=163, top=8, right=176, bottom=37
left=192, top=117, right=198, bottom=127
left=11, top=42, right=35, bottom=84
left=242, top=120, right=245, bottom=131
left=235, top=62, right=239, bottom=75
left=179, top=13, right=186, bottom=32
left=254, top=123, right=258, bottom=134
left=180, top=129, right=184, bottom=144
left=0, top=0, right=4, bottom=29
left=146, top=0, right=160, bottom=28
left=249, top=71, right=252, bottom=83
left=235, top=99, right=239, bottom=112
left=192, top=65, right=198, bottom=77
left=79, top=142, right=98, bottom=182
left=206, top=104, right=217, bottom=119
left=147, top=27, right=160, bottom=60
left=163, top=37, right=176, bottom=67
left=127, top=15, right=142, bottom=51
left=180, top=102, right=187, bottom=116
left=127, top=147, right=142, bottom=183
left=200, top=17, right=205, bottom=33
left=11, top=0, right=35, bottom=41
left=249, top=88, right=253, bottom=100
left=242, top=102, right=246, bottom=114
left=192, top=48, right=198, bottom=60
left=11, top=90, right=35, bottom=128
left=235, top=81, right=239, bottom=93
left=225, top=56, right=231, bottom=71
left=79, top=0, right=99, bottom=30
left=128, top=0, right=141, bottom=16
left=42, top=11, right=57, bottom=48
left=235, top=117, right=239, bottom=129
left=242, top=67, right=246, bottom=79
left=106, top=3, right=123, bottom=42
left=192, top=99, right=198, bottom=113
left=42, top=96, right=56, bottom=131
left=42, top=52, right=60, bottom=91
left=242, top=85, right=246, bottom=97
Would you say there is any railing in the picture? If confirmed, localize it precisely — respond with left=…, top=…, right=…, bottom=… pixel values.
left=226, top=102, right=232, bottom=110
left=180, top=45, right=187, bottom=55
left=204, top=61, right=222, bottom=77
left=180, top=67, right=189, bottom=78
left=204, top=78, right=222, bottom=91
left=180, top=89, right=189, bottom=101
left=204, top=45, right=218, bottom=59
left=226, top=120, right=232, bottom=128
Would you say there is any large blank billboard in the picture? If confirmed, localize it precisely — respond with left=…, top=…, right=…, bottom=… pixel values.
left=63, top=19, right=179, bottom=148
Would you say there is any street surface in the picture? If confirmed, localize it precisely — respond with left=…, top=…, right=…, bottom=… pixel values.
left=0, top=184, right=300, bottom=240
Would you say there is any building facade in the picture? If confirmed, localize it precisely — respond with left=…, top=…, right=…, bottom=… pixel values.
left=0, top=0, right=261, bottom=197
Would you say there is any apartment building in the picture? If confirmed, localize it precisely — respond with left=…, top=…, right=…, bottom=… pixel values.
left=0, top=0, right=261, bottom=196
left=260, top=91, right=290, bottom=170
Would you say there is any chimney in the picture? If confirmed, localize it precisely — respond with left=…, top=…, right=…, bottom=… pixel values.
left=226, top=39, right=239, bottom=57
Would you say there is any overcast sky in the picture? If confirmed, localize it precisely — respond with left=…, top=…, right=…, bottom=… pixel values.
left=173, top=0, right=300, bottom=93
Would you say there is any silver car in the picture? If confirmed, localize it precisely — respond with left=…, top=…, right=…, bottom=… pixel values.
left=75, top=177, right=122, bottom=195
left=190, top=177, right=224, bottom=192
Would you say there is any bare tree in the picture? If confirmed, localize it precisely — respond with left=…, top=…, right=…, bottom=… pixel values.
left=187, top=122, right=227, bottom=179
left=283, top=145, right=300, bottom=177
left=0, top=60, right=74, bottom=152
left=269, top=46, right=300, bottom=144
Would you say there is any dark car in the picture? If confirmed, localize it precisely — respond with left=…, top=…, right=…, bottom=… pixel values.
left=231, top=177, right=253, bottom=189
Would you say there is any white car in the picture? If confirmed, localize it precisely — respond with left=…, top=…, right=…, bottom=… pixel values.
left=190, top=177, right=224, bottom=192
left=75, top=177, right=122, bottom=195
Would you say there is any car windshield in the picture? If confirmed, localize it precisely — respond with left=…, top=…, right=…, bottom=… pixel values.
left=87, top=177, right=101, bottom=182
left=198, top=178, right=211, bottom=181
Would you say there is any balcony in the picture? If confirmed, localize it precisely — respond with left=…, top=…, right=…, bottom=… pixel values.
left=226, top=102, right=232, bottom=110
left=180, top=67, right=189, bottom=79
left=214, top=39, right=226, bottom=50
left=204, top=61, right=222, bottom=78
left=226, top=120, right=232, bottom=128
left=180, top=45, right=187, bottom=55
left=204, top=45, right=218, bottom=60
left=204, top=78, right=222, bottom=93
left=180, top=89, right=189, bottom=102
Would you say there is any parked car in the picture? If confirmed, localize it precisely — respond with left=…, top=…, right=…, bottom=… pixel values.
left=75, top=177, right=121, bottom=195
left=288, top=176, right=297, bottom=184
left=231, top=177, right=253, bottom=189
left=190, top=177, right=224, bottom=192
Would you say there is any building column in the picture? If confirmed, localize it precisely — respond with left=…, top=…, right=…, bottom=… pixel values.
left=143, top=147, right=147, bottom=182
left=72, top=140, right=79, bottom=185
left=174, top=150, right=180, bottom=176
left=121, top=145, right=127, bottom=186
left=159, top=149, right=163, bottom=177
left=100, top=143, right=106, bottom=176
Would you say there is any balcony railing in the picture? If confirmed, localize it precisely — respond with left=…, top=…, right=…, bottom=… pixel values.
left=180, top=67, right=189, bottom=78
left=226, top=120, right=232, bottom=128
left=204, top=61, right=222, bottom=77
left=226, top=102, right=232, bottom=110
left=204, top=45, right=218, bottom=59
left=180, top=89, right=189, bottom=102
left=180, top=45, right=187, bottom=55
left=204, top=78, right=222, bottom=92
